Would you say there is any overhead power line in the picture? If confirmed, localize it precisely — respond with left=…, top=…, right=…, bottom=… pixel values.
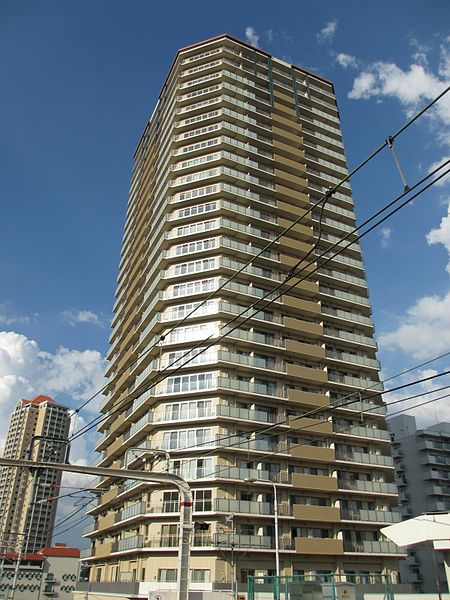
left=68, top=159, right=450, bottom=444
left=62, top=84, right=450, bottom=425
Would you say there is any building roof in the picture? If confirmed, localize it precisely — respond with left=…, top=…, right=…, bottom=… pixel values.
left=381, top=513, right=450, bottom=548
left=40, top=545, right=80, bottom=558
left=22, top=394, right=55, bottom=406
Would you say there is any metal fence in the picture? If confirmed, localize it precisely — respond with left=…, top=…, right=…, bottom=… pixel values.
left=248, top=574, right=396, bottom=600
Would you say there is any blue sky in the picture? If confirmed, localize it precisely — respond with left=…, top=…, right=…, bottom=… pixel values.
left=1, top=0, right=450, bottom=545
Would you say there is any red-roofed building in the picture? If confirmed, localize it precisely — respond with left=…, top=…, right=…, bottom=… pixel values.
left=0, top=544, right=80, bottom=599
left=0, top=395, right=70, bottom=554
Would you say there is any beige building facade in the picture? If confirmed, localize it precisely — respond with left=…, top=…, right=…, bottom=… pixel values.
left=82, top=34, right=403, bottom=593
left=0, top=395, right=70, bottom=554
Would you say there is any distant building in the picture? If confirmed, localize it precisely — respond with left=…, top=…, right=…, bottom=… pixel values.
left=0, top=543, right=80, bottom=600
left=389, top=414, right=450, bottom=593
left=0, top=395, right=70, bottom=553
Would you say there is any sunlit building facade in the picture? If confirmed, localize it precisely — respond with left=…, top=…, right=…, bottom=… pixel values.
left=83, top=34, right=403, bottom=592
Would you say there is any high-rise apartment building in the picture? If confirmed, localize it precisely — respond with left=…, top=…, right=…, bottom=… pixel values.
left=0, top=395, right=70, bottom=554
left=389, top=415, right=450, bottom=593
left=84, top=34, right=403, bottom=593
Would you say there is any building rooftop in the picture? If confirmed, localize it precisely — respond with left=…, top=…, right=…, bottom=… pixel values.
left=22, top=394, right=55, bottom=406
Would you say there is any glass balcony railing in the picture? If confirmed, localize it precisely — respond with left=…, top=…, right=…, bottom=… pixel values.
left=343, top=540, right=403, bottom=554
left=328, top=372, right=383, bottom=392
left=341, top=509, right=401, bottom=523
left=334, top=424, right=390, bottom=441
left=335, top=450, right=394, bottom=467
left=338, top=479, right=398, bottom=495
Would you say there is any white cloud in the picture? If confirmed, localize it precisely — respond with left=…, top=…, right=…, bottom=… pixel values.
left=378, top=291, right=450, bottom=359
left=380, top=226, right=392, bottom=248
left=62, top=309, right=104, bottom=327
left=427, top=200, right=450, bottom=272
left=266, top=29, right=274, bottom=44
left=0, top=304, right=30, bottom=326
left=317, top=19, right=338, bottom=44
left=348, top=38, right=450, bottom=145
left=386, top=367, right=450, bottom=426
left=428, top=156, right=450, bottom=187
left=245, top=26, right=259, bottom=48
left=0, top=331, right=106, bottom=452
left=335, top=53, right=358, bottom=69
left=348, top=61, right=445, bottom=105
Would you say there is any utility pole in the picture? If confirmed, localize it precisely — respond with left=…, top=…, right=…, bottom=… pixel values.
left=0, top=457, right=192, bottom=600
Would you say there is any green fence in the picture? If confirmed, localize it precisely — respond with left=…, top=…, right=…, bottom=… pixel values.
left=248, top=574, right=395, bottom=600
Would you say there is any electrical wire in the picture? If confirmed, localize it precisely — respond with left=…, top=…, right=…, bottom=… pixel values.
left=60, top=84, right=450, bottom=424
left=68, top=159, right=450, bottom=445
left=52, top=515, right=92, bottom=538
left=87, top=369, right=450, bottom=494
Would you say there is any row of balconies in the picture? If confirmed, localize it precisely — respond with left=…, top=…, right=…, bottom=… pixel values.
left=97, top=402, right=389, bottom=453
left=84, top=498, right=401, bottom=541
left=84, top=533, right=403, bottom=561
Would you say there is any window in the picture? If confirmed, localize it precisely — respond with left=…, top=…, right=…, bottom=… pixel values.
left=194, top=489, right=212, bottom=511
left=166, top=321, right=218, bottom=343
left=176, top=201, right=217, bottom=218
left=158, top=568, right=177, bottom=582
left=170, top=457, right=214, bottom=480
left=164, top=399, right=213, bottom=420
left=163, top=491, right=179, bottom=512
left=191, top=569, right=210, bottom=582
left=241, top=570, right=255, bottom=584
left=160, top=525, right=178, bottom=548
left=170, top=278, right=216, bottom=299
left=174, top=238, right=217, bottom=256
left=166, top=299, right=217, bottom=319
left=165, top=372, right=215, bottom=394
left=163, top=427, right=212, bottom=450
left=173, top=258, right=216, bottom=276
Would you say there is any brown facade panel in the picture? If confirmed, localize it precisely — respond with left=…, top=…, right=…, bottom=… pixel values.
left=287, top=389, right=329, bottom=407
left=289, top=416, right=332, bottom=434
left=293, top=505, right=341, bottom=523
left=295, top=538, right=344, bottom=555
left=292, top=473, right=339, bottom=491
left=290, top=445, right=335, bottom=462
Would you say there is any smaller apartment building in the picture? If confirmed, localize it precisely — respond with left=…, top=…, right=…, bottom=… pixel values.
left=0, top=544, right=80, bottom=600
left=389, top=415, right=450, bottom=593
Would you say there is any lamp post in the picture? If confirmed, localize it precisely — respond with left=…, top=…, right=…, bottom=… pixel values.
left=244, top=478, right=280, bottom=586
left=0, top=456, right=192, bottom=600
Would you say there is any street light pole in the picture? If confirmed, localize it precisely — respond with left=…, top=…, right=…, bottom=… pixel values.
left=271, top=481, right=280, bottom=582
left=0, top=456, right=192, bottom=600
left=244, top=479, right=280, bottom=584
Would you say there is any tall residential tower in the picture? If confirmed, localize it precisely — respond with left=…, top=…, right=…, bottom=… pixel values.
left=84, top=34, right=402, bottom=592
left=0, top=395, right=70, bottom=553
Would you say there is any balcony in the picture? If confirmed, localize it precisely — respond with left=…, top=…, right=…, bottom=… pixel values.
left=341, top=509, right=402, bottom=524
left=333, top=424, right=391, bottom=441
left=343, top=540, right=403, bottom=554
left=215, top=434, right=289, bottom=454
left=338, top=479, right=398, bottom=495
left=326, top=350, right=380, bottom=370
left=332, top=397, right=387, bottom=415
left=328, top=372, right=383, bottom=392
left=335, top=450, right=394, bottom=468
left=215, top=498, right=285, bottom=516
left=80, top=547, right=93, bottom=559
left=323, top=326, right=377, bottom=348
left=112, top=535, right=144, bottom=553
left=214, top=533, right=275, bottom=550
